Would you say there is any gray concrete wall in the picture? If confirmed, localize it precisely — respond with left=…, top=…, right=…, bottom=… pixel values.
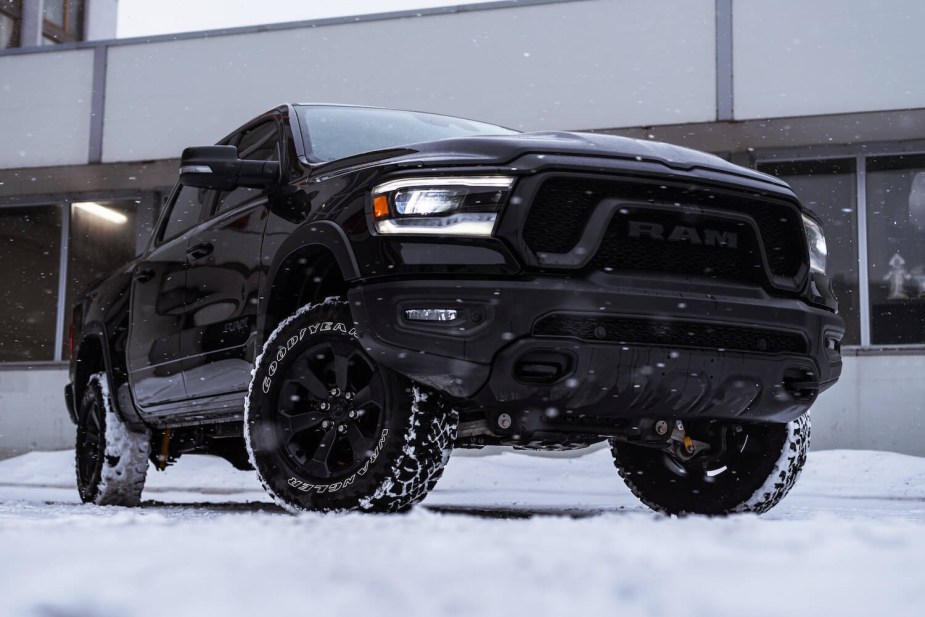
left=734, top=0, right=925, bottom=120
left=0, top=368, right=71, bottom=459
left=101, top=0, right=716, bottom=162
left=0, top=49, right=95, bottom=168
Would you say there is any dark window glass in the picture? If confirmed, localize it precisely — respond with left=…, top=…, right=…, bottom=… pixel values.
left=161, top=185, right=214, bottom=242
left=65, top=200, right=139, bottom=358
left=866, top=154, right=925, bottom=345
left=759, top=159, right=860, bottom=345
left=214, top=122, right=279, bottom=215
left=0, top=205, right=61, bottom=362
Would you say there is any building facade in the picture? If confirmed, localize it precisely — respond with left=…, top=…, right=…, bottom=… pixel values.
left=2, top=0, right=116, bottom=48
left=1, top=0, right=924, bottom=457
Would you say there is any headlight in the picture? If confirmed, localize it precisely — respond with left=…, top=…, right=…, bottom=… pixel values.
left=371, top=177, right=514, bottom=236
left=802, top=214, right=828, bottom=274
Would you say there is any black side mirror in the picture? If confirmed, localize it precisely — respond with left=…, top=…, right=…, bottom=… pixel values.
left=179, top=145, right=280, bottom=190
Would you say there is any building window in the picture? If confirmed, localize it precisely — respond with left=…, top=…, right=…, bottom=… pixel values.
left=42, top=0, right=83, bottom=44
left=64, top=200, right=139, bottom=357
left=0, top=205, right=62, bottom=362
left=0, top=0, right=20, bottom=48
left=758, top=159, right=861, bottom=346
left=865, top=154, right=925, bottom=345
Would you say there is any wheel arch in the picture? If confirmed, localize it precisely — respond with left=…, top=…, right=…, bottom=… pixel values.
left=259, top=221, right=360, bottom=343
left=72, top=324, right=140, bottom=428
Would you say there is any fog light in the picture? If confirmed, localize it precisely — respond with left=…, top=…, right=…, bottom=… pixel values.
left=404, top=309, right=458, bottom=322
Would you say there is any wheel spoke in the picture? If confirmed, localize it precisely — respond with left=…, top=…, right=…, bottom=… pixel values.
left=305, top=430, right=337, bottom=478
left=334, top=352, right=350, bottom=392
left=352, top=385, right=372, bottom=407
left=280, top=410, right=324, bottom=435
left=345, top=424, right=375, bottom=459
left=290, top=355, right=330, bottom=400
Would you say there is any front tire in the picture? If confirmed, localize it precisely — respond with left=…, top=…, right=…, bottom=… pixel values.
left=611, top=414, right=810, bottom=515
left=245, top=299, right=458, bottom=513
left=75, top=373, right=151, bottom=506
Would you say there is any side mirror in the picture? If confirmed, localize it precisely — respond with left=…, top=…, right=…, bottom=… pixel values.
left=179, top=145, right=280, bottom=190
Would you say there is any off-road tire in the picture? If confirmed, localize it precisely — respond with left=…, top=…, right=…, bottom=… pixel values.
left=611, top=413, right=810, bottom=515
left=75, top=373, right=151, bottom=506
left=245, top=299, right=458, bottom=513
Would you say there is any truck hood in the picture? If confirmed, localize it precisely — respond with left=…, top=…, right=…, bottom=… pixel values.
left=312, top=130, right=789, bottom=190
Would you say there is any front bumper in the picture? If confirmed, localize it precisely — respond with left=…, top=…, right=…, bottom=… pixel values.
left=348, top=272, right=844, bottom=423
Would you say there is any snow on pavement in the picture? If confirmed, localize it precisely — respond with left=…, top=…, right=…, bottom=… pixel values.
left=1, top=448, right=924, bottom=617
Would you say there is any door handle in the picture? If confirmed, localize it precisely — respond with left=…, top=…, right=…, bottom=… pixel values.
left=187, top=242, right=214, bottom=260
left=134, top=268, right=155, bottom=283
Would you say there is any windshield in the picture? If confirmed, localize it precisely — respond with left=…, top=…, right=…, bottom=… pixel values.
left=296, top=105, right=518, bottom=163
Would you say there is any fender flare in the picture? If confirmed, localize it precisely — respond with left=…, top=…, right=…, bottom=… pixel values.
left=73, top=323, right=146, bottom=430
left=257, top=220, right=360, bottom=340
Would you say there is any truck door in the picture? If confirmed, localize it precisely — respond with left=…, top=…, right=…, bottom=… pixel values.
left=126, top=185, right=215, bottom=408
left=180, top=120, right=278, bottom=401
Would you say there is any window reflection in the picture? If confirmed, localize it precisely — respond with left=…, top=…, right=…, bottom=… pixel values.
left=866, top=155, right=925, bottom=345
left=66, top=201, right=138, bottom=360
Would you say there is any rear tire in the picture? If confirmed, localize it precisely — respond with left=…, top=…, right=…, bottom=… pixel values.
left=75, top=373, right=151, bottom=506
left=245, top=299, right=457, bottom=513
left=611, top=414, right=810, bottom=515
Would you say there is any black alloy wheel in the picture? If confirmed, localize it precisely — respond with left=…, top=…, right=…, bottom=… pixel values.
left=76, top=384, right=107, bottom=503
left=246, top=300, right=458, bottom=513
left=276, top=339, right=387, bottom=482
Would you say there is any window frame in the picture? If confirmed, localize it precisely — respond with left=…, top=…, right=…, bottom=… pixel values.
left=41, top=0, right=84, bottom=44
left=753, top=139, right=925, bottom=351
left=0, top=190, right=150, bottom=366
left=0, top=0, right=21, bottom=48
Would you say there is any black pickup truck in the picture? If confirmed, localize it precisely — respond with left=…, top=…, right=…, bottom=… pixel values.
left=66, top=104, right=843, bottom=515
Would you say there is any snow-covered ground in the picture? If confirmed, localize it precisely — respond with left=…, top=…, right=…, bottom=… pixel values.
left=1, top=447, right=924, bottom=617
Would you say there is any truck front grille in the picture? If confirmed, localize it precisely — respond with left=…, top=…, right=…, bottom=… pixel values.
left=522, top=176, right=805, bottom=283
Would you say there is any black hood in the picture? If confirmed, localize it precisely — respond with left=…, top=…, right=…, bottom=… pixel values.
left=312, top=130, right=788, bottom=190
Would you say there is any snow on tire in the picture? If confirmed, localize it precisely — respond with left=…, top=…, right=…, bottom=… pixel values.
left=245, top=299, right=457, bottom=513
left=75, top=373, right=152, bottom=506
left=611, top=413, right=811, bottom=516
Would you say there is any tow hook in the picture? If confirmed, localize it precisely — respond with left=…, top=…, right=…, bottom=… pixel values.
left=668, top=420, right=709, bottom=459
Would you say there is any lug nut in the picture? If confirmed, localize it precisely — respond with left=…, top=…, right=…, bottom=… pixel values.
left=348, top=410, right=357, bottom=419
left=330, top=388, right=341, bottom=397
left=322, top=420, right=331, bottom=430
left=655, top=420, right=669, bottom=436
left=319, top=402, right=330, bottom=411
left=337, top=424, right=346, bottom=433
left=344, top=392, right=353, bottom=400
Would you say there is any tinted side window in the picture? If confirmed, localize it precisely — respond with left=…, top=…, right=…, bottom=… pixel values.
left=215, top=121, right=280, bottom=215
left=161, top=185, right=215, bottom=242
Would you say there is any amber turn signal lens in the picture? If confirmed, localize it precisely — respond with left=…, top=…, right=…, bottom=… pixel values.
left=373, top=195, right=390, bottom=219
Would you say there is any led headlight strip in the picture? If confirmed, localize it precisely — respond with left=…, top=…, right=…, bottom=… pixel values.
left=372, top=176, right=514, bottom=236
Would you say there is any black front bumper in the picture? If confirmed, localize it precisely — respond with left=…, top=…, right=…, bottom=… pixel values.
left=348, top=272, right=844, bottom=423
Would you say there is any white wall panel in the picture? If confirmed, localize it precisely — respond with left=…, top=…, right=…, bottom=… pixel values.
left=735, top=0, right=925, bottom=120
left=102, top=0, right=716, bottom=162
left=810, top=355, right=925, bottom=456
left=0, top=50, right=94, bottom=168
left=0, top=369, right=71, bottom=458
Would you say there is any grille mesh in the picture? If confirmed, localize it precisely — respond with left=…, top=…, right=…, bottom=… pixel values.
left=534, top=314, right=808, bottom=355
left=523, top=177, right=805, bottom=280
